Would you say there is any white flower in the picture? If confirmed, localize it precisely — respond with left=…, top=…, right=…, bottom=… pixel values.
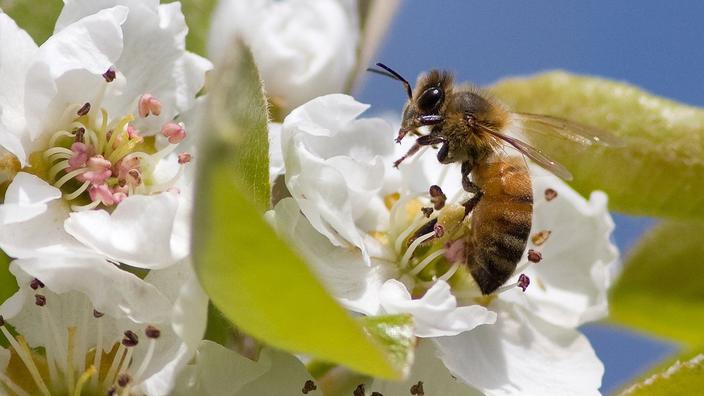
left=0, top=2, right=210, bottom=268
left=172, top=340, right=321, bottom=395
left=209, top=0, right=359, bottom=113
left=268, top=94, right=619, bottom=395
left=0, top=256, right=207, bottom=396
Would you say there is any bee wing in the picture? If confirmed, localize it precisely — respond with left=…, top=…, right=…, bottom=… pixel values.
left=481, top=125, right=573, bottom=181
left=514, top=113, right=624, bottom=147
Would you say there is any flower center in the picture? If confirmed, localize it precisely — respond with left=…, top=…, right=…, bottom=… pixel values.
left=28, top=79, right=190, bottom=211
left=376, top=182, right=534, bottom=303
left=0, top=281, right=162, bottom=396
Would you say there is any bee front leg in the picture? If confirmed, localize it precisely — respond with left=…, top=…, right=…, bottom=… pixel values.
left=461, top=161, right=483, bottom=215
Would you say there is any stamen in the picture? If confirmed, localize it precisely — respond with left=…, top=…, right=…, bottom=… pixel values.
left=64, top=181, right=91, bottom=201
left=518, top=274, right=530, bottom=292
left=409, top=248, right=446, bottom=276
left=54, top=168, right=89, bottom=189
left=401, top=232, right=436, bottom=268
left=73, top=366, right=97, bottom=396
left=92, top=310, right=104, bottom=389
left=439, top=262, right=460, bottom=282
left=40, top=305, right=59, bottom=386
left=49, top=160, right=71, bottom=181
left=394, top=212, right=426, bottom=253
left=527, top=249, right=542, bottom=263
left=421, top=207, right=434, bottom=218
left=138, top=94, right=161, bottom=118
left=114, top=348, right=133, bottom=389
left=177, top=152, right=192, bottom=164
left=117, top=373, right=130, bottom=387
left=544, top=188, right=558, bottom=201
left=103, top=67, right=117, bottom=83
left=30, top=278, right=45, bottom=290
left=0, top=371, right=30, bottom=396
left=429, top=185, right=447, bottom=210
left=134, top=326, right=159, bottom=382
left=77, top=103, right=91, bottom=117
left=71, top=200, right=101, bottom=212
left=66, top=327, right=77, bottom=395
left=531, top=230, right=551, bottom=246
left=161, top=122, right=186, bottom=144
left=102, top=344, right=125, bottom=390
left=0, top=319, right=51, bottom=396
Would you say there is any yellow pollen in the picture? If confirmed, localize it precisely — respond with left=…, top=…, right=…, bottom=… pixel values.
left=383, top=192, right=400, bottom=210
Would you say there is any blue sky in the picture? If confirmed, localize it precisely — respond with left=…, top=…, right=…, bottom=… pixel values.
left=356, top=1, right=701, bottom=392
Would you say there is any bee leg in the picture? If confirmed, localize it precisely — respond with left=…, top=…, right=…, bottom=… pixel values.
left=461, top=161, right=484, bottom=215
left=393, top=135, right=444, bottom=168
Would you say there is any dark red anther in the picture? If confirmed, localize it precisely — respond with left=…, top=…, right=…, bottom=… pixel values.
left=518, top=274, right=530, bottom=292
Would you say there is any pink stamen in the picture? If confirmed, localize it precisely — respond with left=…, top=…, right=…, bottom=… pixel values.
left=80, top=156, right=112, bottom=184
left=444, top=239, right=466, bottom=264
left=161, top=122, right=186, bottom=144
left=177, top=153, right=192, bottom=164
left=89, top=184, right=116, bottom=206
left=126, top=125, right=143, bottom=143
left=138, top=94, right=162, bottom=118
left=69, top=142, right=93, bottom=169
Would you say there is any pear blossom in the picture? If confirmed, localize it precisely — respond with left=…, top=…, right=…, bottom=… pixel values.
left=268, top=94, right=619, bottom=395
left=0, top=1, right=210, bottom=268
left=209, top=0, right=359, bottom=114
left=0, top=257, right=207, bottom=396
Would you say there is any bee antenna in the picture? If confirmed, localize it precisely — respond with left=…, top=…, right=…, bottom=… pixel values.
left=366, top=62, right=413, bottom=99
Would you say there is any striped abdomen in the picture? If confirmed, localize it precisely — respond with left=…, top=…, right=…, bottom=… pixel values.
left=466, top=157, right=533, bottom=294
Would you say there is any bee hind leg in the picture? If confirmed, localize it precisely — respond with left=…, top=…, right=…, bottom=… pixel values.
left=461, top=161, right=483, bottom=216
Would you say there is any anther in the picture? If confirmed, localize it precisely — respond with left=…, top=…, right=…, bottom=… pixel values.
left=421, top=207, right=433, bottom=218
left=138, top=94, right=162, bottom=118
left=302, top=379, right=317, bottom=394
left=107, top=386, right=117, bottom=396
left=161, top=122, right=186, bottom=144
left=93, top=310, right=104, bottom=318
left=35, top=294, right=47, bottom=307
left=122, top=330, right=139, bottom=347
left=103, top=67, right=116, bottom=82
left=527, top=249, right=542, bottom=263
left=518, top=274, right=530, bottom=292
left=531, top=230, right=551, bottom=246
left=433, top=223, right=445, bottom=238
left=544, top=188, right=558, bottom=201
left=177, top=152, right=192, bottom=164
left=429, top=185, right=446, bottom=210
left=353, top=384, right=365, bottom=396
left=30, top=278, right=45, bottom=290
left=145, top=325, right=161, bottom=339
left=371, top=393, right=383, bottom=396
left=117, top=373, right=131, bottom=387
left=73, top=127, right=86, bottom=143
left=410, top=381, right=425, bottom=395
left=77, top=102, right=91, bottom=116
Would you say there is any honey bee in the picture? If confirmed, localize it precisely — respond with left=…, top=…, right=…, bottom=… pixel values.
left=368, top=63, right=620, bottom=294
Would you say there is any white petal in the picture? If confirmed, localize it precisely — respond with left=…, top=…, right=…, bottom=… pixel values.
left=0, top=199, right=90, bottom=258
left=269, top=198, right=387, bottom=315
left=435, top=302, right=603, bottom=396
left=502, top=167, right=619, bottom=328
left=9, top=256, right=172, bottom=323
left=380, top=279, right=497, bottom=337
left=0, top=172, right=61, bottom=223
left=56, top=0, right=212, bottom=135
left=64, top=192, right=184, bottom=268
left=172, top=341, right=321, bottom=396
left=281, top=95, right=395, bottom=256
left=25, top=6, right=127, bottom=140
left=0, top=13, right=36, bottom=163
left=268, top=122, right=284, bottom=183
left=372, top=340, right=482, bottom=396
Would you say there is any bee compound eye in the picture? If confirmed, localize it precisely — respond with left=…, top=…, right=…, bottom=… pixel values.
left=417, top=87, right=444, bottom=113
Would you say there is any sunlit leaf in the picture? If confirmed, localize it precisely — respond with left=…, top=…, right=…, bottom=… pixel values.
left=618, top=352, right=704, bottom=396
left=610, top=220, right=704, bottom=346
left=361, top=314, right=415, bottom=377
left=492, top=72, right=704, bottom=220
left=0, top=249, right=15, bottom=303
left=192, top=40, right=406, bottom=379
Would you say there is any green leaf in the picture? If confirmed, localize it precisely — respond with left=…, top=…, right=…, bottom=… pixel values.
left=360, top=314, right=415, bottom=377
left=0, top=250, right=16, bottom=303
left=0, top=0, right=61, bottom=44
left=192, top=41, right=405, bottom=379
left=491, top=72, right=704, bottom=220
left=166, top=0, right=216, bottom=56
left=610, top=220, right=704, bottom=346
left=617, top=352, right=704, bottom=396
